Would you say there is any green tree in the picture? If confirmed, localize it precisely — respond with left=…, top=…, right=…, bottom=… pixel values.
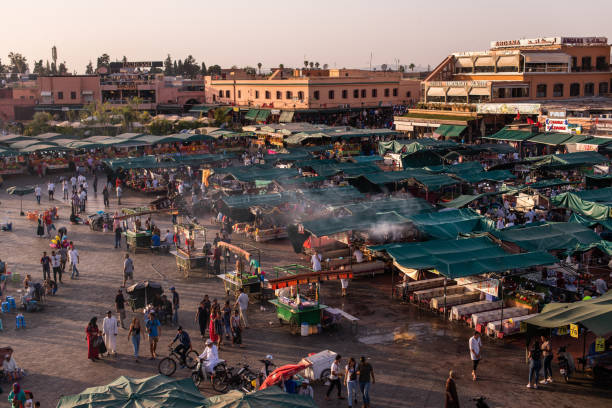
left=201, top=62, right=207, bottom=75
left=85, top=61, right=94, bottom=74
left=33, top=60, right=45, bottom=75
left=96, top=53, right=110, bottom=69
left=45, top=61, right=51, bottom=74
left=149, top=119, right=173, bottom=135
left=323, top=63, right=328, bottom=70
left=399, top=65, right=405, bottom=73
left=8, top=52, right=28, bottom=73
left=244, top=66, right=256, bottom=76
left=315, top=62, right=320, bottom=69
left=183, top=55, right=199, bottom=78
left=0, top=58, right=5, bottom=74
left=164, top=54, right=173, bottom=75
left=409, top=63, right=415, bottom=71
left=208, top=65, right=221, bottom=76
left=173, top=60, right=178, bottom=74
left=279, top=64, right=284, bottom=70
left=381, top=63, right=388, bottom=71
left=257, top=62, right=262, bottom=75
left=24, top=112, right=53, bottom=136
left=309, top=62, right=313, bottom=68
left=304, top=60, right=309, bottom=68
left=212, top=108, right=232, bottom=126
left=58, top=62, right=68, bottom=75
left=122, top=55, right=127, bottom=64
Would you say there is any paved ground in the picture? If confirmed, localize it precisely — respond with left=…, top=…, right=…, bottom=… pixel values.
left=1, top=173, right=611, bottom=407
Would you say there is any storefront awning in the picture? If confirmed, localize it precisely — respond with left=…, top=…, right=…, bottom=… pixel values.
left=468, top=87, right=490, bottom=96
left=527, top=132, right=573, bottom=146
left=255, top=110, right=271, bottom=121
left=427, top=87, right=446, bottom=97
left=446, top=88, right=468, bottom=97
left=496, top=55, right=520, bottom=67
left=576, top=137, right=612, bottom=146
left=244, top=109, right=259, bottom=120
left=279, top=111, right=294, bottom=123
left=474, top=56, right=494, bottom=66
left=483, top=128, right=534, bottom=141
left=524, top=52, right=570, bottom=64
left=434, top=125, right=467, bottom=138
left=454, top=57, right=473, bottom=68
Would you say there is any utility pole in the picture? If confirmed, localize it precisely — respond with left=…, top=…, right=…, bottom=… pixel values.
left=369, top=52, right=373, bottom=71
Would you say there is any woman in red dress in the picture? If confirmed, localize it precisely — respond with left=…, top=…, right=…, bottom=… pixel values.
left=86, top=317, right=100, bottom=362
left=209, top=312, right=219, bottom=344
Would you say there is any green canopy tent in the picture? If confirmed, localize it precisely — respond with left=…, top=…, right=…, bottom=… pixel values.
left=9, top=139, right=45, bottom=150
left=434, top=124, right=467, bottom=139
left=407, top=208, right=494, bottom=239
left=301, top=210, right=409, bottom=237
left=369, top=236, right=556, bottom=279
left=56, top=375, right=208, bottom=408
left=452, top=169, right=515, bottom=184
left=482, top=128, right=534, bottom=142
left=203, top=387, right=317, bottom=408
left=299, top=185, right=365, bottom=207
left=440, top=190, right=510, bottom=209
left=525, top=291, right=612, bottom=336
left=551, top=191, right=612, bottom=221
left=569, top=213, right=612, bottom=231
left=527, top=151, right=609, bottom=169
left=333, top=196, right=433, bottom=217
left=7, top=185, right=35, bottom=215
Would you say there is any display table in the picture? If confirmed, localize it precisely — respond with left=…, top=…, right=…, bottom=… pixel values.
left=269, top=298, right=327, bottom=335
left=471, top=307, right=529, bottom=328
left=218, top=272, right=262, bottom=297
left=413, top=285, right=465, bottom=303
left=171, top=250, right=209, bottom=278
left=430, top=292, right=481, bottom=310
left=485, top=313, right=538, bottom=337
left=451, top=301, right=503, bottom=321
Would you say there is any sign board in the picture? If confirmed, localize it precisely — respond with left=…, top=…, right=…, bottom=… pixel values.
left=548, top=110, right=566, bottom=119
left=570, top=323, right=579, bottom=338
left=562, top=37, right=608, bottom=46
left=576, top=143, right=599, bottom=152
left=477, top=103, right=540, bottom=115
left=545, top=118, right=570, bottom=133
left=429, top=80, right=488, bottom=88
left=557, top=326, right=569, bottom=335
left=456, top=277, right=499, bottom=297
left=520, top=321, right=527, bottom=333
left=491, top=37, right=607, bottom=49
left=595, top=337, right=606, bottom=352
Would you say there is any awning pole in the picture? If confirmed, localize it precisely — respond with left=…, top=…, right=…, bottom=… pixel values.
left=500, top=280, right=504, bottom=335
left=443, top=277, right=447, bottom=320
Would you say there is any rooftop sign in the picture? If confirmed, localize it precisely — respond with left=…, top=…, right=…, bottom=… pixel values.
left=491, top=37, right=608, bottom=49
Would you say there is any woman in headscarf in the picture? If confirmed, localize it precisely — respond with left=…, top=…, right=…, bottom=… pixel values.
left=8, top=382, right=26, bottom=408
left=445, top=370, right=459, bottom=408
left=86, top=317, right=100, bottom=362
left=209, top=311, right=220, bottom=345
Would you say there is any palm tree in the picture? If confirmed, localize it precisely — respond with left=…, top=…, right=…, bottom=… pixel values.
left=409, top=63, right=415, bottom=71
left=315, top=62, right=320, bottom=69
left=304, top=60, right=309, bottom=68
left=279, top=64, right=284, bottom=70
left=309, top=62, right=314, bottom=68
left=381, top=63, right=388, bottom=71
left=257, top=62, right=262, bottom=75
left=323, top=63, right=329, bottom=70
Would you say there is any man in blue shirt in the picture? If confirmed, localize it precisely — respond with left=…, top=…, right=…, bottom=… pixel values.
left=169, top=326, right=191, bottom=366
left=151, top=232, right=161, bottom=247
left=146, top=312, right=161, bottom=360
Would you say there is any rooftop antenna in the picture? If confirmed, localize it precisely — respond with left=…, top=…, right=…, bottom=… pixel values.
left=369, top=52, right=373, bottom=71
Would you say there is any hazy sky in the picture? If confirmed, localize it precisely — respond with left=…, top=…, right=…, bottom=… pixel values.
left=2, top=0, right=611, bottom=73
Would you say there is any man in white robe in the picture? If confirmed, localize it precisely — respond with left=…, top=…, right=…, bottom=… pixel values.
left=198, top=339, right=220, bottom=374
left=102, top=310, right=118, bottom=356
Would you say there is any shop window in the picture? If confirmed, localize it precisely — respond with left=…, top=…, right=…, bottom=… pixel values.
left=553, top=84, right=563, bottom=97
left=70, top=91, right=76, bottom=100
left=255, top=90, right=259, bottom=98
left=297, top=91, right=304, bottom=100
left=265, top=91, right=270, bottom=99
left=313, top=91, right=319, bottom=100
left=406, top=91, right=411, bottom=98
left=353, top=89, right=359, bottom=98
left=536, top=84, right=547, bottom=98
left=286, top=91, right=293, bottom=99
left=393, top=88, right=398, bottom=97
left=237, top=90, right=241, bottom=98
left=384, top=88, right=390, bottom=97
left=276, top=91, right=282, bottom=99
left=328, top=90, right=335, bottom=99
left=218, top=90, right=223, bottom=98
left=371, top=89, right=377, bottom=97
left=582, top=57, right=592, bottom=71
left=342, top=90, right=348, bottom=99
left=570, top=83, right=580, bottom=96
left=599, top=82, right=609, bottom=95
left=571, top=57, right=578, bottom=71
left=596, top=56, right=607, bottom=71
left=584, top=82, right=595, bottom=96
left=225, top=90, right=230, bottom=98
left=361, top=89, right=366, bottom=98
left=57, top=91, right=64, bottom=100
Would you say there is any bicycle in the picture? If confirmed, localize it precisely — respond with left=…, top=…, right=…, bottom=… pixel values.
left=158, top=346, right=199, bottom=376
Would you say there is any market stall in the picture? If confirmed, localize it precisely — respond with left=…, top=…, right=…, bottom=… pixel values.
left=216, top=241, right=262, bottom=297
left=170, top=223, right=209, bottom=277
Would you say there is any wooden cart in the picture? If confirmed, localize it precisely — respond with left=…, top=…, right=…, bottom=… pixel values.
left=123, top=230, right=152, bottom=252
left=172, top=223, right=209, bottom=277
left=269, top=298, right=327, bottom=335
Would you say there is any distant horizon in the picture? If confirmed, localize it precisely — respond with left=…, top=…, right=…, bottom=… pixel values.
left=1, top=0, right=611, bottom=75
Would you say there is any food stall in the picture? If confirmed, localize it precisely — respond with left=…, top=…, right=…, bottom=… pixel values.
left=117, top=207, right=168, bottom=252
left=267, top=265, right=350, bottom=335
left=216, top=241, right=263, bottom=298
left=170, top=223, right=209, bottom=278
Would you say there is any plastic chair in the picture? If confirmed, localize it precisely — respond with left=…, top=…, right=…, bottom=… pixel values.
left=11, top=273, right=21, bottom=283
left=16, top=314, right=25, bottom=328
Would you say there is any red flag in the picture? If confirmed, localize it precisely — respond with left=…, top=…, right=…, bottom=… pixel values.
left=515, top=111, right=521, bottom=120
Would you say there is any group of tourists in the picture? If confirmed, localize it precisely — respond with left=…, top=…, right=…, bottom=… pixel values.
left=195, top=288, right=248, bottom=349
left=325, top=354, right=375, bottom=408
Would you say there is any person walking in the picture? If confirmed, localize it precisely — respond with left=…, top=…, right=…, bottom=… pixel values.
left=40, top=251, right=51, bottom=281
left=345, top=357, right=358, bottom=408
left=469, top=331, right=482, bottom=381
left=325, top=354, right=344, bottom=401
left=170, top=287, right=180, bottom=326
left=357, top=356, right=374, bottom=408
left=445, top=370, right=459, bottom=408
left=540, top=335, right=553, bottom=384
left=122, top=253, right=134, bottom=287
left=93, top=173, right=98, bottom=195
left=209, top=311, right=220, bottom=345
left=62, top=179, right=69, bottom=200
left=230, top=309, right=242, bottom=347
left=234, top=288, right=249, bottom=328
left=195, top=297, right=211, bottom=338
left=36, top=216, right=44, bottom=238
left=114, top=224, right=122, bottom=249
left=47, top=180, right=55, bottom=201
left=222, top=300, right=232, bottom=340
left=116, top=185, right=122, bottom=205
left=86, top=317, right=100, bottom=362
left=58, top=246, right=67, bottom=282
left=102, top=311, right=118, bottom=357
left=102, top=186, right=110, bottom=208
left=34, top=185, right=41, bottom=204
left=527, top=339, right=543, bottom=389
left=69, top=245, right=80, bottom=279
left=51, top=250, right=61, bottom=283
left=115, top=289, right=127, bottom=329
left=127, top=318, right=142, bottom=362
left=146, top=312, right=161, bottom=360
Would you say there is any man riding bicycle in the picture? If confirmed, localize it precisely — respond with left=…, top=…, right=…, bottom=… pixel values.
left=169, top=326, right=191, bottom=365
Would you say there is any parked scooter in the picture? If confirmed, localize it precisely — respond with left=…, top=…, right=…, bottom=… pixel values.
left=191, top=357, right=227, bottom=388
left=557, top=346, right=574, bottom=382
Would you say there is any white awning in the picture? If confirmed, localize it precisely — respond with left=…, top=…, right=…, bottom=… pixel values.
left=492, top=83, right=529, bottom=89
left=41, top=91, right=52, bottom=96
left=427, top=87, right=446, bottom=97
left=447, top=87, right=468, bottom=96
left=524, top=52, right=571, bottom=64
left=497, top=55, right=520, bottom=67
left=469, top=87, right=490, bottom=96
left=455, top=57, right=473, bottom=68
left=474, top=56, right=495, bottom=66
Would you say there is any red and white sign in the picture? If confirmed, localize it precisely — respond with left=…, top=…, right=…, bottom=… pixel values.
left=545, top=118, right=569, bottom=133
left=575, top=143, right=599, bottom=152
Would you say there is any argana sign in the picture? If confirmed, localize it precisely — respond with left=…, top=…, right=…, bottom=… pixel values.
left=491, top=37, right=607, bottom=48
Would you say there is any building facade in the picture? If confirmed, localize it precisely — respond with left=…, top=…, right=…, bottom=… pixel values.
left=205, top=69, right=420, bottom=109
left=424, top=36, right=612, bottom=104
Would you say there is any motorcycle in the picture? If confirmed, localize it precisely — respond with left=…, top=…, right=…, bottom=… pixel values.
left=213, top=363, right=258, bottom=394
left=191, top=358, right=227, bottom=389
left=258, top=355, right=276, bottom=386
left=557, top=346, right=573, bottom=383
